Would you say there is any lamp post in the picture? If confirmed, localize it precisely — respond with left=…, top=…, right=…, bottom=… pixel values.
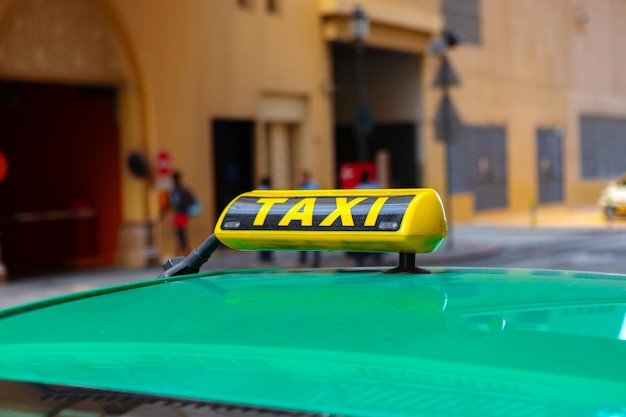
left=431, top=29, right=463, bottom=250
left=350, top=5, right=371, bottom=162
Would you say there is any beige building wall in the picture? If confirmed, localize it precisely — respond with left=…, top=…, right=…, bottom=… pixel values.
left=565, top=0, right=626, bottom=204
left=106, top=0, right=337, bottom=257
left=2, top=0, right=626, bottom=268
left=423, top=0, right=571, bottom=218
left=0, top=0, right=337, bottom=264
left=423, top=0, right=626, bottom=222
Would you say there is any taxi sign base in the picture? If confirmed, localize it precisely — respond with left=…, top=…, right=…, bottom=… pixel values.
left=386, top=252, right=431, bottom=274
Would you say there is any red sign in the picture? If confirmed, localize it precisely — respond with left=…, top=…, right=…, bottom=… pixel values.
left=0, top=151, right=8, bottom=184
left=339, top=161, right=376, bottom=189
left=156, top=151, right=173, bottom=176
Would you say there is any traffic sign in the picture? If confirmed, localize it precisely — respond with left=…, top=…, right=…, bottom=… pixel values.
left=433, top=55, right=460, bottom=88
left=339, top=161, right=376, bottom=189
left=434, top=92, right=463, bottom=143
left=156, top=151, right=173, bottom=176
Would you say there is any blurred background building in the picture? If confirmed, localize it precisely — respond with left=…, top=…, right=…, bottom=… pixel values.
left=0, top=0, right=625, bottom=274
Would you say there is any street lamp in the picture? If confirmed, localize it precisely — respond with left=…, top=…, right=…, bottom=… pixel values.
left=431, top=28, right=463, bottom=250
left=350, top=5, right=371, bottom=162
left=350, top=4, right=369, bottom=42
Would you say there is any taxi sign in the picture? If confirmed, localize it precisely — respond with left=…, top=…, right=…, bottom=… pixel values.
left=215, top=188, right=447, bottom=253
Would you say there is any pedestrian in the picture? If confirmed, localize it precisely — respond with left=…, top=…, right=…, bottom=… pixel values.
left=298, top=169, right=320, bottom=190
left=169, top=171, right=196, bottom=256
left=355, top=171, right=381, bottom=189
left=354, top=171, right=383, bottom=266
left=257, top=176, right=274, bottom=264
left=297, top=170, right=321, bottom=267
left=258, top=176, right=271, bottom=190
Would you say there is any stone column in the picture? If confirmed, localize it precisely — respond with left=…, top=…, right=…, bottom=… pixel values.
left=268, top=123, right=292, bottom=189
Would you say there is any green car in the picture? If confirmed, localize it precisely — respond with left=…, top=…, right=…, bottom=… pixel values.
left=1, top=188, right=625, bottom=417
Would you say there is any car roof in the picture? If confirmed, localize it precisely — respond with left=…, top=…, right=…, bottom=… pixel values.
left=1, top=266, right=626, bottom=415
left=3, top=187, right=626, bottom=416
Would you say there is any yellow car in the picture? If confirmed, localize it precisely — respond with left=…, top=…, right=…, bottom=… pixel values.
left=599, top=174, right=626, bottom=217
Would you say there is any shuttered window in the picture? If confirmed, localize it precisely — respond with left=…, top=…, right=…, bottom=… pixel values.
left=442, top=0, right=481, bottom=45
left=580, top=115, right=626, bottom=179
left=449, top=125, right=507, bottom=211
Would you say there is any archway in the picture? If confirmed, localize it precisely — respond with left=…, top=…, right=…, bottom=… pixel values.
left=0, top=0, right=148, bottom=277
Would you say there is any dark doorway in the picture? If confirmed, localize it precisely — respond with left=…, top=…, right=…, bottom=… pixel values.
left=212, top=119, right=254, bottom=215
left=331, top=42, right=422, bottom=188
left=537, top=128, right=564, bottom=204
left=335, top=123, right=420, bottom=187
left=0, top=80, right=121, bottom=277
left=466, top=126, right=508, bottom=211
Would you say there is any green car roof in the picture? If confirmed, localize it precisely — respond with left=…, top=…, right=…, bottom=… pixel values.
left=1, top=266, right=626, bottom=416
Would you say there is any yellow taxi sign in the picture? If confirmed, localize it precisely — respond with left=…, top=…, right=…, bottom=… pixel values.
left=215, top=188, right=447, bottom=253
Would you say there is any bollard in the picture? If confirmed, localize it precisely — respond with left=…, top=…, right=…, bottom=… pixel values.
left=606, top=206, right=615, bottom=229
left=604, top=197, right=614, bottom=229
left=529, top=196, right=538, bottom=228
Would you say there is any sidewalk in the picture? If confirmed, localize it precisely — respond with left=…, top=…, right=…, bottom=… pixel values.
left=0, top=235, right=499, bottom=310
left=473, top=205, right=607, bottom=229
left=0, top=204, right=616, bottom=310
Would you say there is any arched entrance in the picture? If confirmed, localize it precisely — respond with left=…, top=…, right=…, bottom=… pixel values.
left=0, top=0, right=148, bottom=277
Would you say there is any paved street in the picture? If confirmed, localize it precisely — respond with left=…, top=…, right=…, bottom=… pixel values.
left=1, top=205, right=626, bottom=310
left=444, top=205, right=626, bottom=274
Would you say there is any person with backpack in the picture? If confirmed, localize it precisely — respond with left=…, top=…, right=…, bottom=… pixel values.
left=169, top=171, right=196, bottom=255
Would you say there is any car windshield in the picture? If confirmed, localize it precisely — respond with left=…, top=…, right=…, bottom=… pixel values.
left=0, top=380, right=320, bottom=417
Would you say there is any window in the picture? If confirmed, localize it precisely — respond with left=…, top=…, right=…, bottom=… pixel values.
left=442, top=0, right=481, bottom=45
left=449, top=125, right=507, bottom=211
left=580, top=115, right=626, bottom=179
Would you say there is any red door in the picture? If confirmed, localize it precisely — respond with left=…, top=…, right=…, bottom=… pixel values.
left=0, top=81, right=121, bottom=276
